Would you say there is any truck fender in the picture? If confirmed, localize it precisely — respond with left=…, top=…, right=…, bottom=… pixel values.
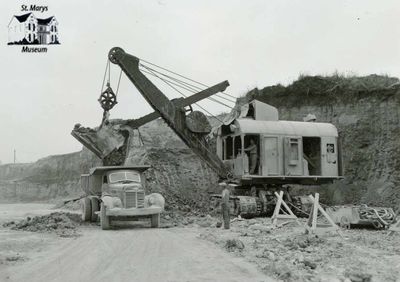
left=145, top=193, right=165, bottom=210
left=101, top=195, right=122, bottom=209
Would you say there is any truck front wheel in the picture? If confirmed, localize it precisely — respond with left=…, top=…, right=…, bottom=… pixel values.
left=82, top=197, right=92, bottom=222
left=151, top=213, right=160, bottom=228
left=100, top=202, right=110, bottom=230
left=91, top=197, right=100, bottom=222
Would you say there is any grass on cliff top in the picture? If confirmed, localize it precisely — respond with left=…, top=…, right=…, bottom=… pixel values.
left=245, top=73, right=400, bottom=108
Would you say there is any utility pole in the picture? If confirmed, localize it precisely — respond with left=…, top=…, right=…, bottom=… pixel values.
left=14, top=149, right=16, bottom=164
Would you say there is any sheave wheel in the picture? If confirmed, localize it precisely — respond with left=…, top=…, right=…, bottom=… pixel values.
left=151, top=213, right=160, bottom=228
left=81, top=197, right=92, bottom=222
left=100, top=202, right=111, bottom=230
left=91, top=197, right=100, bottom=222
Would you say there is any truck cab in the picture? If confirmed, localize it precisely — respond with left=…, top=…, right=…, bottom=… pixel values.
left=80, top=166, right=164, bottom=230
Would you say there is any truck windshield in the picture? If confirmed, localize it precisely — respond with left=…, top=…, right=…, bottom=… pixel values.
left=109, top=171, right=141, bottom=183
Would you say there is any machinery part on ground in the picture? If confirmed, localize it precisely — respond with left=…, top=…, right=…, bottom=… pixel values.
left=358, top=205, right=395, bottom=228
left=90, top=197, right=100, bottom=222
left=340, top=216, right=351, bottom=229
left=326, top=205, right=396, bottom=229
left=98, top=83, right=118, bottom=111
left=82, top=197, right=92, bottom=222
left=100, top=202, right=111, bottom=230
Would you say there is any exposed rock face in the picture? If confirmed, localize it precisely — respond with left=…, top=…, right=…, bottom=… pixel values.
left=0, top=150, right=100, bottom=202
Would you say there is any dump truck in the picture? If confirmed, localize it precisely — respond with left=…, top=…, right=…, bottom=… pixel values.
left=80, top=166, right=164, bottom=230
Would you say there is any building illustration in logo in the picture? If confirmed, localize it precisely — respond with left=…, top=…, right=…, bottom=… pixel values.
left=8, top=13, right=59, bottom=45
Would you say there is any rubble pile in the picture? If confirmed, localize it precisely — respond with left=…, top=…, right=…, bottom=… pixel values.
left=161, top=210, right=218, bottom=228
left=3, top=212, right=82, bottom=237
left=200, top=217, right=400, bottom=282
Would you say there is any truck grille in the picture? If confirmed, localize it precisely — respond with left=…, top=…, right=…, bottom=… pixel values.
left=124, top=190, right=145, bottom=208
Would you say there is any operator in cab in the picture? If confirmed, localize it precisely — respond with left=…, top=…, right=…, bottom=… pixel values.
left=243, top=139, right=258, bottom=174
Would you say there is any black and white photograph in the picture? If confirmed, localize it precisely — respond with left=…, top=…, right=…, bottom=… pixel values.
left=1, top=1, right=400, bottom=281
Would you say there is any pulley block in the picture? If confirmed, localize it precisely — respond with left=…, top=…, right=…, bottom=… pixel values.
left=98, top=83, right=118, bottom=111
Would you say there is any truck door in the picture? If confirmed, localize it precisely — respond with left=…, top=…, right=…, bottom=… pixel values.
left=283, top=137, right=303, bottom=176
left=263, top=136, right=279, bottom=175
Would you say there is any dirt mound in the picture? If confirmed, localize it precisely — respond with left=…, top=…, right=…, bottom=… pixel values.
left=3, top=212, right=82, bottom=237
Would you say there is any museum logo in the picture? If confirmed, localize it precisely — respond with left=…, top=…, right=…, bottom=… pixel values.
left=7, top=5, right=60, bottom=53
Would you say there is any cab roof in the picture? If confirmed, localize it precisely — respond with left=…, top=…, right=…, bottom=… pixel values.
left=89, top=166, right=151, bottom=176
left=228, top=119, right=338, bottom=137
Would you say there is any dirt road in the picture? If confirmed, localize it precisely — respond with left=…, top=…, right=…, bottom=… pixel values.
left=1, top=204, right=271, bottom=282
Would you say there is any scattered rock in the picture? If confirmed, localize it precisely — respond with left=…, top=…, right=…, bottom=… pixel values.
left=5, top=254, right=25, bottom=263
left=303, top=259, right=317, bottom=269
left=256, top=249, right=276, bottom=261
left=345, top=271, right=372, bottom=282
left=249, top=224, right=272, bottom=233
left=225, top=238, right=245, bottom=252
left=198, top=220, right=212, bottom=228
left=318, top=276, right=342, bottom=282
left=248, top=219, right=258, bottom=226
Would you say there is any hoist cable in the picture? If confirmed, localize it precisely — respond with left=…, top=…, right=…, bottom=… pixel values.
left=139, top=64, right=236, bottom=104
left=143, top=66, right=224, bottom=123
left=140, top=67, right=233, bottom=110
left=140, top=67, right=234, bottom=109
left=139, top=59, right=237, bottom=99
left=107, top=60, right=111, bottom=84
left=100, top=58, right=109, bottom=93
left=140, top=65, right=234, bottom=109
left=140, top=63, right=236, bottom=104
left=116, top=69, right=123, bottom=96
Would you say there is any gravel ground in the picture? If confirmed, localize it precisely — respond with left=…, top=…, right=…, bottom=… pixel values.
left=199, top=217, right=400, bottom=282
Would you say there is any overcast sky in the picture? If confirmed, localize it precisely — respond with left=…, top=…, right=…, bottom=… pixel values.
left=1, top=0, right=400, bottom=164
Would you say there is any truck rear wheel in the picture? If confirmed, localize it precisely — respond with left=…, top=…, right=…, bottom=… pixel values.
left=151, top=213, right=160, bottom=228
left=91, top=197, right=100, bottom=222
left=82, top=197, right=92, bottom=222
left=100, top=202, right=110, bottom=230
